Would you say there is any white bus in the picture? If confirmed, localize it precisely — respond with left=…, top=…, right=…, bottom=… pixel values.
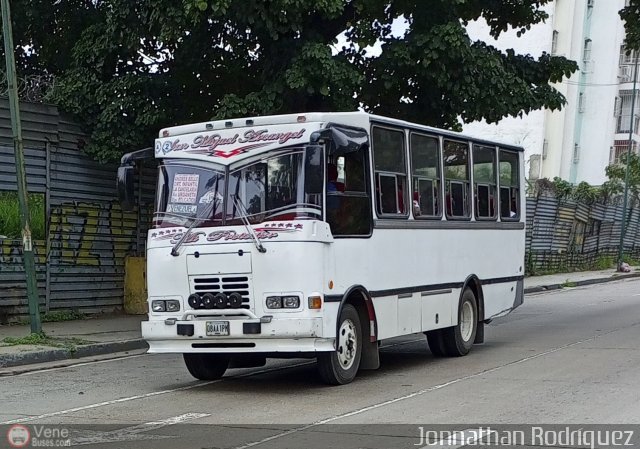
left=118, top=112, right=525, bottom=385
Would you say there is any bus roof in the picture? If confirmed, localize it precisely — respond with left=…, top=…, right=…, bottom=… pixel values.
left=159, top=111, right=524, bottom=153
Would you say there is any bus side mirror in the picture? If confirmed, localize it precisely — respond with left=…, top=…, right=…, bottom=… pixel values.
left=117, top=164, right=136, bottom=212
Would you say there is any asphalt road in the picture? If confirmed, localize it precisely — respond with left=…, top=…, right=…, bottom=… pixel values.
left=1, top=279, right=640, bottom=448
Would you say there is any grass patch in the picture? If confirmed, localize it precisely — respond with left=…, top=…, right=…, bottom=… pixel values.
left=622, top=256, right=640, bottom=267
left=594, top=256, right=615, bottom=270
left=561, top=279, right=577, bottom=288
left=1, top=332, right=90, bottom=353
left=0, top=191, right=46, bottom=240
left=41, top=310, right=85, bottom=322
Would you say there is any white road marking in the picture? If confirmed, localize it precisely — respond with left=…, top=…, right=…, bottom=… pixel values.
left=0, top=337, right=425, bottom=425
left=0, top=353, right=148, bottom=378
left=0, top=362, right=312, bottom=425
left=69, top=412, right=210, bottom=445
left=229, top=327, right=633, bottom=449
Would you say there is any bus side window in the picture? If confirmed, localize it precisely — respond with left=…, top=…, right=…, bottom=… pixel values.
left=326, top=150, right=372, bottom=236
left=410, top=133, right=441, bottom=218
left=472, top=144, right=497, bottom=220
left=372, top=126, right=408, bottom=217
left=444, top=140, right=470, bottom=219
left=499, top=149, right=520, bottom=220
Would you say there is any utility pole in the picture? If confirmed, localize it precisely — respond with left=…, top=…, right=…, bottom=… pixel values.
left=1, top=0, right=42, bottom=332
left=617, top=56, right=640, bottom=272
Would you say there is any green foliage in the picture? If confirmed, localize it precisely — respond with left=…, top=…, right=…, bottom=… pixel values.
left=621, top=0, right=640, bottom=51
left=604, top=152, right=640, bottom=205
left=530, top=177, right=609, bottom=203
left=4, top=0, right=578, bottom=162
left=622, top=255, right=640, bottom=266
left=0, top=192, right=46, bottom=240
left=1, top=332, right=90, bottom=353
left=561, top=279, right=577, bottom=288
left=594, top=256, right=615, bottom=271
left=41, top=310, right=85, bottom=323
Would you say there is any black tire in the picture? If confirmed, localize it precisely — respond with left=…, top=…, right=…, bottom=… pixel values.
left=183, top=353, right=230, bottom=380
left=442, top=288, right=478, bottom=357
left=317, top=304, right=362, bottom=385
left=425, top=329, right=447, bottom=357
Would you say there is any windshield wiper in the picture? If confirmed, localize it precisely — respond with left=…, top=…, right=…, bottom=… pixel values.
left=232, top=194, right=267, bottom=253
left=170, top=193, right=219, bottom=257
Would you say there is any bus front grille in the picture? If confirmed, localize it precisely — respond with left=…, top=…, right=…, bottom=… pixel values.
left=190, top=276, right=252, bottom=309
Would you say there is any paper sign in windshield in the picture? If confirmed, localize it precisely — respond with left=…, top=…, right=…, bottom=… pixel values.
left=167, top=204, right=198, bottom=215
left=171, top=174, right=199, bottom=203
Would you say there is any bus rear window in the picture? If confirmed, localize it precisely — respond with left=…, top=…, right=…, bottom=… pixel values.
left=499, top=150, right=520, bottom=220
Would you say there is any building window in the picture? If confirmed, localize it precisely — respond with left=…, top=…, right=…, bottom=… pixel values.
left=410, top=133, right=441, bottom=218
left=578, top=92, right=587, bottom=112
left=583, top=39, right=592, bottom=62
left=372, top=126, right=408, bottom=216
left=473, top=145, right=497, bottom=220
left=551, top=30, right=559, bottom=55
left=444, top=140, right=470, bottom=219
left=620, top=45, right=638, bottom=65
left=573, top=143, right=580, bottom=162
left=616, top=91, right=640, bottom=133
left=612, top=140, right=638, bottom=164
left=499, top=150, right=520, bottom=221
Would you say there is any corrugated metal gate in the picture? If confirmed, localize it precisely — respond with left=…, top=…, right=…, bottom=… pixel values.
left=0, top=99, right=154, bottom=323
left=526, top=194, right=640, bottom=273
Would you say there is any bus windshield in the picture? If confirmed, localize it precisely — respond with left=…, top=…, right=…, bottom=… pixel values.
left=153, top=149, right=322, bottom=228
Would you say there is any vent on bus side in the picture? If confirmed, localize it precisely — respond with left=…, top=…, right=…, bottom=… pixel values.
left=190, top=276, right=251, bottom=309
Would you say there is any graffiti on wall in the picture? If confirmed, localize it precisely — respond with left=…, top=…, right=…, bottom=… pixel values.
left=48, top=201, right=142, bottom=267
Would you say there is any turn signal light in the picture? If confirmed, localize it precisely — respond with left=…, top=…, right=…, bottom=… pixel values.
left=308, top=296, right=322, bottom=309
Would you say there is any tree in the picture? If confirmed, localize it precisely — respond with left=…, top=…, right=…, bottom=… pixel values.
left=4, top=0, right=578, bottom=162
left=621, top=0, right=640, bottom=50
left=605, top=152, right=640, bottom=204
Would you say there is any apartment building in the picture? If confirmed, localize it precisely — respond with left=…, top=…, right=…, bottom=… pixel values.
left=463, top=0, right=632, bottom=185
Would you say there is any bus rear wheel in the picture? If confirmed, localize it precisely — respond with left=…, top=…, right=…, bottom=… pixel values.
left=183, top=353, right=230, bottom=380
left=441, top=288, right=478, bottom=357
left=317, top=304, right=362, bottom=385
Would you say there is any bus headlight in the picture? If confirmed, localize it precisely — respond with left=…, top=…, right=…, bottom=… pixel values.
left=282, top=296, right=300, bottom=308
left=165, top=300, right=181, bottom=312
left=151, top=300, right=166, bottom=312
left=266, top=296, right=282, bottom=309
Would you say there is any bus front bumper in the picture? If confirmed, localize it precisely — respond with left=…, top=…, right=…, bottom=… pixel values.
left=142, top=317, right=334, bottom=353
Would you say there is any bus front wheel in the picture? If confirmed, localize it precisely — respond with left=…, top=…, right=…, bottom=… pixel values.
left=183, top=353, right=230, bottom=380
left=441, top=288, right=478, bottom=357
left=317, top=304, right=362, bottom=385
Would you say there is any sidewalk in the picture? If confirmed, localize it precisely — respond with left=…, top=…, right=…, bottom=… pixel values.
left=0, top=315, right=146, bottom=370
left=1, top=268, right=640, bottom=371
left=523, top=267, right=640, bottom=293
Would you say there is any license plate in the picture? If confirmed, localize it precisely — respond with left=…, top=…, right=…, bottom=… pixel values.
left=206, top=321, right=230, bottom=336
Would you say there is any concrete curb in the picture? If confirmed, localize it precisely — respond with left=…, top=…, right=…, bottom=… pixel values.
left=524, top=272, right=640, bottom=294
left=0, top=339, right=148, bottom=369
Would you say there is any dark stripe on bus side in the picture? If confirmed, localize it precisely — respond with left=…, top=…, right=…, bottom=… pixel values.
left=325, top=275, right=525, bottom=301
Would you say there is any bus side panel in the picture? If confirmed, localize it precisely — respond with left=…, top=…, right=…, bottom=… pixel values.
left=372, top=297, right=398, bottom=340
left=397, top=294, right=421, bottom=334
left=421, top=290, right=455, bottom=332
left=482, top=282, right=518, bottom=319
